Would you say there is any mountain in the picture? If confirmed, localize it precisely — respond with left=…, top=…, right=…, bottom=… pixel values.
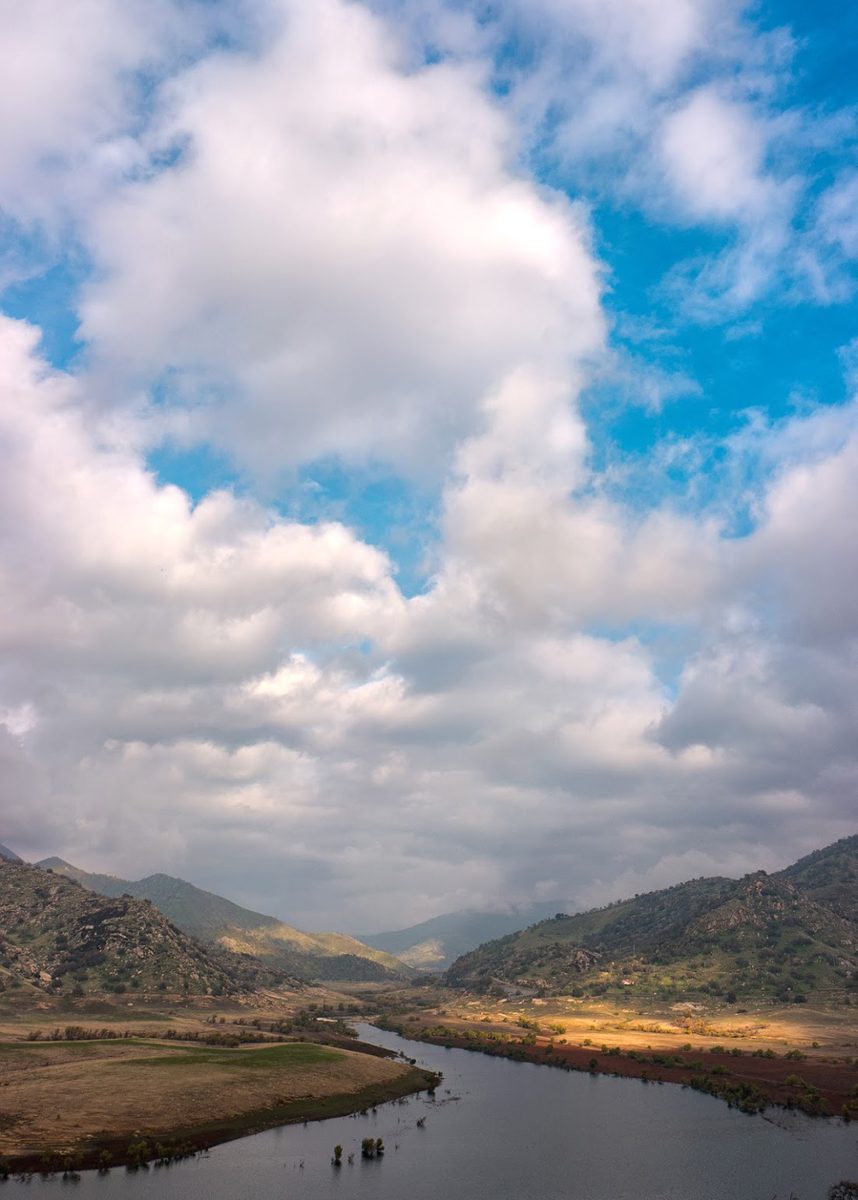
left=0, top=857, right=257, bottom=998
left=0, top=843, right=22, bottom=863
left=446, top=841, right=858, bottom=1006
left=37, top=860, right=279, bottom=939
left=38, top=858, right=410, bottom=982
left=358, top=903, right=567, bottom=970
left=777, top=834, right=858, bottom=925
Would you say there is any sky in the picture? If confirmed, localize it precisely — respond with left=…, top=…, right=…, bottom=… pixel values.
left=1, top=0, right=857, bottom=934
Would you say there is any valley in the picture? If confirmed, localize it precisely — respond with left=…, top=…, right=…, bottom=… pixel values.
left=37, top=858, right=409, bottom=984
left=0, top=857, right=433, bottom=1172
left=1, top=834, right=856, bottom=1175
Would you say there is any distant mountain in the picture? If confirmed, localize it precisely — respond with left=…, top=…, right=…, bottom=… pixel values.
left=777, top=834, right=858, bottom=925
left=358, top=903, right=567, bottom=970
left=0, top=843, right=21, bottom=863
left=446, top=838, right=858, bottom=1006
left=0, top=857, right=258, bottom=998
left=38, top=858, right=410, bottom=982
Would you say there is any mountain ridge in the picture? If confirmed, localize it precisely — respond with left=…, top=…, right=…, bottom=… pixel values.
left=445, top=837, right=858, bottom=1005
left=37, top=857, right=411, bottom=982
left=0, top=857, right=270, bottom=999
left=777, top=833, right=858, bottom=925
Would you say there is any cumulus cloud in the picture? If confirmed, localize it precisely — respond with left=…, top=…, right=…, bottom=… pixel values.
left=449, top=0, right=842, bottom=318
left=0, top=0, right=198, bottom=226
left=1, top=0, right=857, bottom=931
left=3, top=307, right=857, bottom=927
left=660, top=88, right=778, bottom=226
left=75, top=0, right=604, bottom=479
left=440, top=367, right=723, bottom=627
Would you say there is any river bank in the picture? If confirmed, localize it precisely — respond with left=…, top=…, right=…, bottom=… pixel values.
left=0, top=1035, right=439, bottom=1175
left=5, top=1022, right=858, bottom=1199
left=377, top=1013, right=858, bottom=1117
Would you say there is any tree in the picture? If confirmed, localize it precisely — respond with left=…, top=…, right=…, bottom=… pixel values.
left=829, top=1184, right=858, bottom=1200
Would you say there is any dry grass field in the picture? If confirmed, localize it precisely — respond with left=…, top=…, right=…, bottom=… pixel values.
left=378, top=988, right=858, bottom=1116
left=0, top=1037, right=417, bottom=1163
left=444, top=993, right=858, bottom=1054
left=0, top=986, right=437, bottom=1171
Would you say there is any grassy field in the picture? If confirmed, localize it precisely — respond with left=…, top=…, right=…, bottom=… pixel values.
left=374, top=987, right=858, bottom=1117
left=441, top=993, right=858, bottom=1052
left=118, top=1042, right=339, bottom=1069
left=0, top=996, right=438, bottom=1172
left=0, top=1036, right=430, bottom=1167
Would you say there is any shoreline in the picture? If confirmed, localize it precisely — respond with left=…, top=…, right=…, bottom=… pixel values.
left=0, top=1040, right=440, bottom=1177
left=376, top=1018, right=857, bottom=1119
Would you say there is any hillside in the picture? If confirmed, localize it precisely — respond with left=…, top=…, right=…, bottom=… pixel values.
left=778, top=834, right=858, bottom=925
left=0, top=844, right=21, bottom=863
left=0, top=857, right=258, bottom=998
left=447, top=847, right=858, bottom=1006
left=358, top=902, right=565, bottom=970
left=37, top=860, right=279, bottom=940
left=38, top=858, right=410, bottom=982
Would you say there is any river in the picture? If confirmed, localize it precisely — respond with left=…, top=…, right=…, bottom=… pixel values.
left=10, top=1024, right=858, bottom=1199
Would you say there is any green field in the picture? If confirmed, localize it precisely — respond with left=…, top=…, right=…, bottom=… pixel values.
left=121, top=1042, right=340, bottom=1069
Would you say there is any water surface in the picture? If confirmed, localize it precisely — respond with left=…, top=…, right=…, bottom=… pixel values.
left=13, top=1024, right=858, bottom=1199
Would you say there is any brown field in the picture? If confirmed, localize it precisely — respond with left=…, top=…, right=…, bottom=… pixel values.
left=0, top=1037, right=420, bottom=1165
left=0, top=987, right=436, bottom=1171
left=379, top=989, right=858, bottom=1116
left=443, top=992, right=858, bottom=1052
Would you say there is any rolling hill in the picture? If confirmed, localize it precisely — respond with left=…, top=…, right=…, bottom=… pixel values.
left=446, top=838, right=858, bottom=1006
left=37, top=858, right=410, bottom=982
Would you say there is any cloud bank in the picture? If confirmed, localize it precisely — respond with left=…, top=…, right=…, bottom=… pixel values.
left=0, top=0, right=856, bottom=930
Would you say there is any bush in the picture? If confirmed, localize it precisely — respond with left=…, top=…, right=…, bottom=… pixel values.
left=829, top=1184, right=858, bottom=1200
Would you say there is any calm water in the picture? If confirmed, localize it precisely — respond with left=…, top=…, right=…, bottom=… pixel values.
left=12, top=1024, right=858, bottom=1200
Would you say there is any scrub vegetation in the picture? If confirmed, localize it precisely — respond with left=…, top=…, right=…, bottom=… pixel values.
left=446, top=837, right=858, bottom=1007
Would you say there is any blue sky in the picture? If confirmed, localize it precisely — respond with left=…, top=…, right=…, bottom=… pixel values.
left=0, top=0, right=856, bottom=929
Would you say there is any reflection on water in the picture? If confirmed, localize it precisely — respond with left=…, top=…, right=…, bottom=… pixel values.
left=12, top=1023, right=858, bottom=1200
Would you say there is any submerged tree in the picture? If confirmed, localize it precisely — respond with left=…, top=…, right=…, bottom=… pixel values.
left=360, top=1138, right=385, bottom=1159
left=829, top=1183, right=858, bottom=1200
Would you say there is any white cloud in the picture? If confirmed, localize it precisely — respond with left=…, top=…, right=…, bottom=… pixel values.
left=1, top=0, right=857, bottom=931
left=660, top=88, right=776, bottom=225
left=815, top=172, right=858, bottom=262
left=440, top=367, right=723, bottom=627
left=75, top=0, right=604, bottom=479
left=0, top=0, right=197, bottom=226
left=4, top=313, right=857, bottom=926
left=745, top=418, right=858, bottom=643
left=460, top=0, right=830, bottom=318
left=526, top=0, right=711, bottom=100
